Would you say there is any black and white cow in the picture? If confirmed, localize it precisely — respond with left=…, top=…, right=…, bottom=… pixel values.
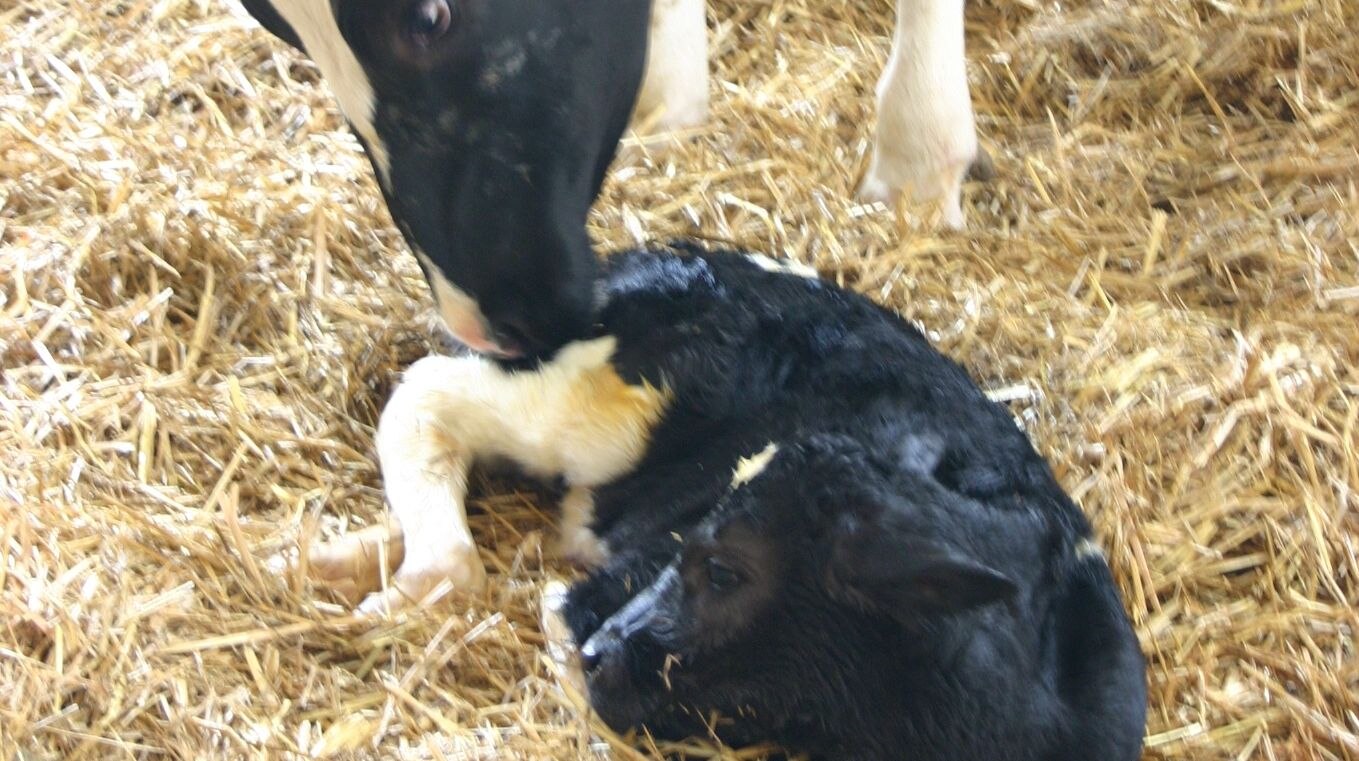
left=237, top=0, right=980, bottom=360
left=308, top=245, right=1147, bottom=760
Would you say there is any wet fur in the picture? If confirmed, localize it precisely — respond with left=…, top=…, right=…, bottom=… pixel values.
left=553, top=246, right=1146, bottom=761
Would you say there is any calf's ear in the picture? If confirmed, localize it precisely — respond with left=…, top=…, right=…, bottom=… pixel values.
left=237, top=0, right=307, bottom=53
left=831, top=520, right=1017, bottom=617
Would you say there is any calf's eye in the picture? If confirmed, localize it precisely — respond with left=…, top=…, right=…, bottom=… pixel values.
left=705, top=557, right=741, bottom=592
left=406, top=0, right=453, bottom=47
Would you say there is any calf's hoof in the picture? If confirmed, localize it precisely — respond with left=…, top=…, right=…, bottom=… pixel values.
left=355, top=544, right=487, bottom=616
left=856, top=172, right=900, bottom=206
left=555, top=487, right=611, bottom=569
left=306, top=520, right=487, bottom=614
left=307, top=520, right=404, bottom=606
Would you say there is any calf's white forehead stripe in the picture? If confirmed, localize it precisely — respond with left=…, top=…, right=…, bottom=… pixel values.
left=268, top=0, right=391, bottom=181
left=1075, top=537, right=1104, bottom=560
left=731, top=442, right=779, bottom=488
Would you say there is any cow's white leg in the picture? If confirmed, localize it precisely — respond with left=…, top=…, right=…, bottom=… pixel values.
left=633, top=0, right=710, bottom=133
left=858, top=0, right=977, bottom=230
left=309, top=338, right=667, bottom=614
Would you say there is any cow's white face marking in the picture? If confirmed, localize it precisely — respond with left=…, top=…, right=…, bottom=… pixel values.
left=731, top=442, right=779, bottom=489
left=268, top=0, right=392, bottom=182
left=540, top=580, right=588, bottom=697
left=414, top=250, right=508, bottom=355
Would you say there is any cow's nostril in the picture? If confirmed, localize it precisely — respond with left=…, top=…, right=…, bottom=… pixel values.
left=489, top=316, right=537, bottom=357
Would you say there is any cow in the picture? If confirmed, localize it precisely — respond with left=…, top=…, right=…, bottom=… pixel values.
left=307, top=244, right=1147, bottom=759
left=236, top=0, right=981, bottom=360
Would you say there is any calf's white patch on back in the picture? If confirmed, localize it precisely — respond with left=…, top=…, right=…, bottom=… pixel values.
left=269, top=0, right=392, bottom=181
left=745, top=253, right=819, bottom=279
left=731, top=442, right=779, bottom=489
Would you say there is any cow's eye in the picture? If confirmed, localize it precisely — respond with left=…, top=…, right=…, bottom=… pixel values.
left=405, top=0, right=452, bottom=47
left=705, top=557, right=741, bottom=592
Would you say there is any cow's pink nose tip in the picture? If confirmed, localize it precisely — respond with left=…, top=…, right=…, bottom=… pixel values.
left=488, top=343, right=524, bottom=359
left=450, top=326, right=522, bottom=359
left=473, top=339, right=523, bottom=359
left=487, top=321, right=535, bottom=359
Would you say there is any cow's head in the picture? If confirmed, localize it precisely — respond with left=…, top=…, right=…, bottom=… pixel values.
left=239, top=0, right=654, bottom=357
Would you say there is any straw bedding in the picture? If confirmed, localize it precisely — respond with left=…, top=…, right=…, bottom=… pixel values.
left=1, top=0, right=1356, bottom=757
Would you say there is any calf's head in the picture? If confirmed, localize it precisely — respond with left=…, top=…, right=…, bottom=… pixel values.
left=239, top=0, right=654, bottom=357
left=576, top=437, right=1019, bottom=746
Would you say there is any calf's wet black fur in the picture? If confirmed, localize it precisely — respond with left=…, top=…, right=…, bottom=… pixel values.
left=551, top=246, right=1147, bottom=761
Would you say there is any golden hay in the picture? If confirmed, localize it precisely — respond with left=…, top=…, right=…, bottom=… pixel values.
left=1, top=0, right=1356, bottom=757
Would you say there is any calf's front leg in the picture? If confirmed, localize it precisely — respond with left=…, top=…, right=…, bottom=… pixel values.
left=858, top=0, right=979, bottom=230
left=355, top=355, right=488, bottom=614
left=309, top=338, right=668, bottom=614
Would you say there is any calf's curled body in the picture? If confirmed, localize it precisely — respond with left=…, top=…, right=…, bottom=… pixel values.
left=313, top=246, right=1146, bottom=760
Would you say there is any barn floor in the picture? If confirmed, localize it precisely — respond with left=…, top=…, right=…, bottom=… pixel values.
left=2, top=0, right=1357, bottom=758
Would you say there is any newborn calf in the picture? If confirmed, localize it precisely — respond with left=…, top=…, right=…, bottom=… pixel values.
left=313, top=246, right=1146, bottom=760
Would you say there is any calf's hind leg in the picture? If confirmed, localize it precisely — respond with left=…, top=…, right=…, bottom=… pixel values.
left=309, top=338, right=668, bottom=614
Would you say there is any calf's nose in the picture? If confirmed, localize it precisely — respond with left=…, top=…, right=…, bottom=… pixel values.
left=580, top=629, right=621, bottom=673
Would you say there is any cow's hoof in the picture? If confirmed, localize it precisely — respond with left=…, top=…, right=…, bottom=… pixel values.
left=856, top=162, right=968, bottom=231
left=856, top=173, right=899, bottom=207
left=355, top=543, right=487, bottom=616
left=967, top=146, right=997, bottom=183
